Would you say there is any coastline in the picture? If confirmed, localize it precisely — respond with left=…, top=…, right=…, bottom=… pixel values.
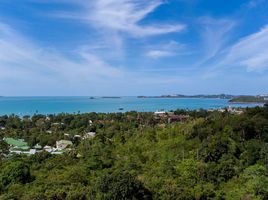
left=137, top=94, right=234, bottom=99
left=228, top=102, right=266, bottom=105
left=0, top=96, right=264, bottom=116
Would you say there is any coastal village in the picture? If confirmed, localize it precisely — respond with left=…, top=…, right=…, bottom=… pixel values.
left=1, top=0, right=268, bottom=197
left=154, top=106, right=244, bottom=120
left=153, top=111, right=190, bottom=123
left=0, top=105, right=267, bottom=199
left=208, top=106, right=244, bottom=115
left=0, top=106, right=247, bottom=157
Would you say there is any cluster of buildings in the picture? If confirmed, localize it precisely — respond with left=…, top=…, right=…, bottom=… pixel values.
left=154, top=107, right=244, bottom=121
left=63, top=132, right=96, bottom=140
left=2, top=137, right=74, bottom=156
left=208, top=106, right=244, bottom=114
left=2, top=132, right=96, bottom=156
left=154, top=111, right=189, bottom=123
left=258, top=94, right=268, bottom=101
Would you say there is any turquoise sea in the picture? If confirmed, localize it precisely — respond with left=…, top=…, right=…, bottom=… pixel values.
left=0, top=96, right=263, bottom=116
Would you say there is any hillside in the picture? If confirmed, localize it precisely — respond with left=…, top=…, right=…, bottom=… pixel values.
left=0, top=106, right=268, bottom=199
left=229, top=95, right=268, bottom=103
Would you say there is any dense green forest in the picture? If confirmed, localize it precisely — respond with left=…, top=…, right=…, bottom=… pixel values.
left=229, top=96, right=268, bottom=103
left=0, top=105, right=268, bottom=200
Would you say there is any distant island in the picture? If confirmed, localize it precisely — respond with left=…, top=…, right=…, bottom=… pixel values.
left=138, top=94, right=235, bottom=99
left=138, top=94, right=268, bottom=104
left=229, top=95, right=268, bottom=104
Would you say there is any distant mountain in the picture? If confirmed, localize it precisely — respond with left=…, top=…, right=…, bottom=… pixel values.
left=229, top=96, right=268, bottom=103
left=138, top=94, right=235, bottom=99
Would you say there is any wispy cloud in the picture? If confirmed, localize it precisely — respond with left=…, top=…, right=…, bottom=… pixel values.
left=0, top=22, right=122, bottom=84
left=1, top=0, right=267, bottom=95
left=222, top=25, right=268, bottom=72
left=0, top=21, right=189, bottom=95
left=145, top=41, right=186, bottom=59
left=52, top=0, right=185, bottom=37
left=201, top=23, right=268, bottom=79
left=198, top=17, right=236, bottom=64
left=146, top=50, right=174, bottom=59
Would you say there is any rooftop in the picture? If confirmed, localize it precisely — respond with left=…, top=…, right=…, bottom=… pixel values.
left=4, top=137, right=30, bottom=149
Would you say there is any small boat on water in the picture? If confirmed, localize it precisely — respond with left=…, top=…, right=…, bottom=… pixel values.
left=118, top=108, right=124, bottom=111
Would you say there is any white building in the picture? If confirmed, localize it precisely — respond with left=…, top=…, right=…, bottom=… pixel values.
left=56, top=140, right=73, bottom=151
left=29, top=149, right=37, bottom=155
left=83, top=132, right=96, bottom=139
left=43, top=145, right=53, bottom=153
left=154, top=111, right=166, bottom=115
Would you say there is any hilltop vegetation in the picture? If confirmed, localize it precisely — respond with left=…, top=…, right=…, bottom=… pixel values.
left=0, top=106, right=268, bottom=199
left=229, top=96, right=268, bottom=103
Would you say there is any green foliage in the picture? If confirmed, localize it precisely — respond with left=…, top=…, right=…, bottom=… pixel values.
left=95, top=171, right=152, bottom=200
left=229, top=96, right=268, bottom=103
left=0, top=140, right=9, bottom=160
left=0, top=161, right=32, bottom=189
left=0, top=107, right=267, bottom=199
left=219, top=164, right=268, bottom=199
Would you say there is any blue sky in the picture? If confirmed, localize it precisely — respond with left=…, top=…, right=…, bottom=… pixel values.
left=0, top=0, right=268, bottom=96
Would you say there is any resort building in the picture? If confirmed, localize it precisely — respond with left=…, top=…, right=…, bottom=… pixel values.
left=154, top=111, right=166, bottom=117
left=56, top=140, right=73, bottom=151
left=43, top=145, right=54, bottom=153
left=34, top=144, right=42, bottom=150
left=2, top=137, right=74, bottom=156
left=227, top=107, right=244, bottom=115
left=29, top=149, right=37, bottom=155
left=83, top=132, right=96, bottom=139
left=3, top=137, right=30, bottom=154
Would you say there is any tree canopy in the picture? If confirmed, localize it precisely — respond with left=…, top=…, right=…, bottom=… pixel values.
left=0, top=107, right=268, bottom=199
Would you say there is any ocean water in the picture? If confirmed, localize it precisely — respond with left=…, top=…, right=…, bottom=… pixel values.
left=0, top=96, right=262, bottom=116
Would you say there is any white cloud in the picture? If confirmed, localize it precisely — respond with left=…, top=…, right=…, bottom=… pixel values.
left=222, top=25, right=268, bottom=72
left=0, top=22, right=188, bottom=95
left=146, top=50, right=174, bottom=59
left=146, top=40, right=187, bottom=59
left=0, top=22, right=122, bottom=85
left=52, top=0, right=185, bottom=37
left=198, top=17, right=235, bottom=64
